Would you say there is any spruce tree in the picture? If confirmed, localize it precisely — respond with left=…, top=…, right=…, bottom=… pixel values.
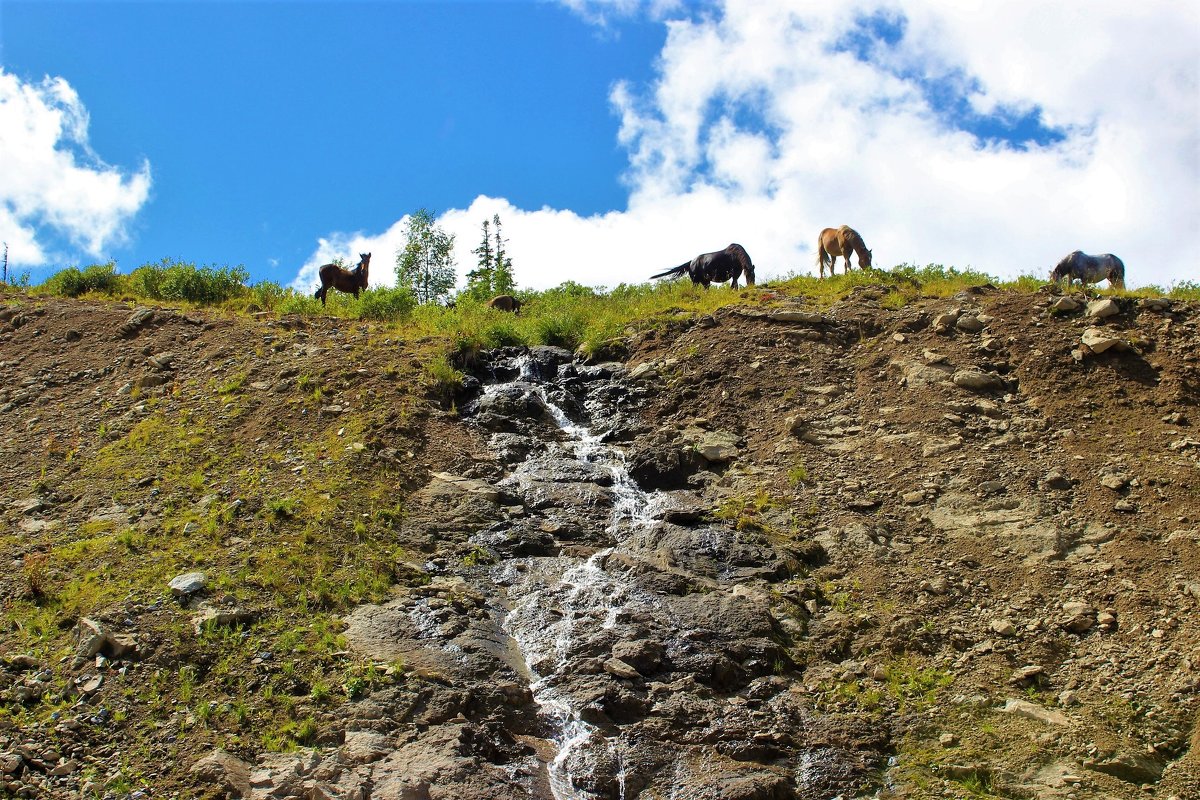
left=490, top=214, right=516, bottom=295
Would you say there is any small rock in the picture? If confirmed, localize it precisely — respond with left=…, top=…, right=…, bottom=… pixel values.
left=1009, top=664, right=1045, bottom=686
left=1049, top=296, right=1081, bottom=312
left=989, top=619, right=1017, bottom=637
left=956, top=315, right=985, bottom=333
left=1086, top=297, right=1119, bottom=319
left=952, top=368, right=1004, bottom=392
left=1041, top=469, right=1073, bottom=491
left=169, top=571, right=208, bottom=597
left=1080, top=327, right=1124, bottom=353
left=1100, top=473, right=1129, bottom=491
left=939, top=733, right=959, bottom=748
left=1003, top=698, right=1069, bottom=726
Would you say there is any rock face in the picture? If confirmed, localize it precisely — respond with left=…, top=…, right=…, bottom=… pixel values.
left=253, top=347, right=873, bottom=798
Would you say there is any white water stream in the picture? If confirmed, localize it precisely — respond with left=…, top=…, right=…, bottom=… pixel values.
left=485, top=356, right=659, bottom=799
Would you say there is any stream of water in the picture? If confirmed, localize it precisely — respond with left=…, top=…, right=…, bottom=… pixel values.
left=482, top=355, right=658, bottom=799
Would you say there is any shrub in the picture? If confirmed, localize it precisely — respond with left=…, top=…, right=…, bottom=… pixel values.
left=356, top=287, right=417, bottom=321
left=128, top=258, right=249, bottom=304
left=43, top=263, right=120, bottom=297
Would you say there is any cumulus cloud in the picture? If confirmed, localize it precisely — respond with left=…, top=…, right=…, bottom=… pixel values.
left=297, top=0, right=1198, bottom=291
left=0, top=69, right=152, bottom=266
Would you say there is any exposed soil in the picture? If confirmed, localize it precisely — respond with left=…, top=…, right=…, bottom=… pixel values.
left=1, top=284, right=1198, bottom=799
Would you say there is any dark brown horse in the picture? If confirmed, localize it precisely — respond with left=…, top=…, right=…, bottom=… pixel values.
left=314, top=252, right=371, bottom=306
left=817, top=226, right=872, bottom=277
left=487, top=294, right=522, bottom=313
left=650, top=243, right=756, bottom=288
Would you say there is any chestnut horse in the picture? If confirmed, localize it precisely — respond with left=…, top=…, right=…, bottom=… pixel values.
left=314, top=252, right=371, bottom=306
left=649, top=243, right=756, bottom=288
left=817, top=226, right=872, bottom=278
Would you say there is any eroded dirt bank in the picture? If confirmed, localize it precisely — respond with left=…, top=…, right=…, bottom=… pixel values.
left=1, top=286, right=1198, bottom=799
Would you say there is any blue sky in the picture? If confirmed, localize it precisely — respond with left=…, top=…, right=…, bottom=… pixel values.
left=2, top=0, right=663, bottom=281
left=2, top=1, right=1197, bottom=290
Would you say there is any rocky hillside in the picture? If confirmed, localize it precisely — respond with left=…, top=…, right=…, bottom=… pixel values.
left=0, top=285, right=1198, bottom=799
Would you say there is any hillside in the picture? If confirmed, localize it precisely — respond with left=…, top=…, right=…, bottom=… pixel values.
left=1, top=283, right=1198, bottom=799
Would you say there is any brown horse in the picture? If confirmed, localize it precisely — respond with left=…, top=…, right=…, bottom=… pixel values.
left=314, top=252, right=371, bottom=306
left=817, top=227, right=872, bottom=277
left=487, top=294, right=521, bottom=313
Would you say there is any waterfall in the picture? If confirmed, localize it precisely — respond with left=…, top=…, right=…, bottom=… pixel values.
left=482, top=354, right=652, bottom=799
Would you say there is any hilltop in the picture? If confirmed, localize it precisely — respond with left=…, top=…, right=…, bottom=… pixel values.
left=0, top=281, right=1198, bottom=799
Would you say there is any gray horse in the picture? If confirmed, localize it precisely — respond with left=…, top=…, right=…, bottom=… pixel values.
left=1050, top=250, right=1125, bottom=290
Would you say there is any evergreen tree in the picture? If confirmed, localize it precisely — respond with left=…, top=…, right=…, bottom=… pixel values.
left=395, top=209, right=457, bottom=305
left=465, top=218, right=494, bottom=300
left=490, top=214, right=517, bottom=295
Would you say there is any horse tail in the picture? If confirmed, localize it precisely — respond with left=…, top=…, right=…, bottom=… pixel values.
left=816, top=241, right=830, bottom=270
left=650, top=263, right=691, bottom=281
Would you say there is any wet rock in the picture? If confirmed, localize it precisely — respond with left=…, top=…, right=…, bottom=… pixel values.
left=628, top=439, right=702, bottom=490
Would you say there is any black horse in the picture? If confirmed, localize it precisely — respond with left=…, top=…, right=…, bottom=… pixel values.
left=650, top=243, right=756, bottom=288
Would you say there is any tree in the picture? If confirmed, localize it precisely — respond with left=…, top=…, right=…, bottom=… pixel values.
left=490, top=214, right=516, bottom=296
left=464, top=218, right=494, bottom=300
left=395, top=209, right=457, bottom=305
left=464, top=214, right=517, bottom=301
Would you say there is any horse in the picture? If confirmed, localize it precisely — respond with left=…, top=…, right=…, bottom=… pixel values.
left=314, top=252, right=371, bottom=306
left=487, top=294, right=521, bottom=313
left=649, top=243, right=756, bottom=288
left=817, top=226, right=872, bottom=278
left=1050, top=251, right=1125, bottom=291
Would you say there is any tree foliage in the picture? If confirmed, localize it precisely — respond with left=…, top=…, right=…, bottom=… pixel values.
left=395, top=209, right=457, bottom=305
left=463, top=214, right=516, bottom=300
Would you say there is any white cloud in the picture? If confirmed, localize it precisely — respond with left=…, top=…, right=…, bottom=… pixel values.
left=0, top=69, right=152, bottom=266
left=298, top=0, right=1199, bottom=291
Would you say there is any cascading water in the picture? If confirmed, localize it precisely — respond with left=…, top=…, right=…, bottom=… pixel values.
left=459, top=348, right=875, bottom=799
left=482, top=354, right=654, bottom=798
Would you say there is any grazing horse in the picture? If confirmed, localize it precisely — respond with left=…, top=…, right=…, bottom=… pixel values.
left=649, top=243, right=756, bottom=288
left=314, top=253, right=371, bottom=306
left=1050, top=251, right=1125, bottom=291
left=817, top=226, right=872, bottom=278
left=487, top=294, right=521, bottom=313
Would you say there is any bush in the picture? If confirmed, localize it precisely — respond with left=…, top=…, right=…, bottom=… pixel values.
left=43, top=263, right=120, bottom=297
left=356, top=287, right=417, bottom=321
left=128, top=258, right=249, bottom=304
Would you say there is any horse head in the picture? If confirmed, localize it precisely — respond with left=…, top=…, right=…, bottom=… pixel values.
left=861, top=249, right=873, bottom=269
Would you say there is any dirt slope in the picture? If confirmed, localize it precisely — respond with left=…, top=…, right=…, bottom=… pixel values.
left=1, top=285, right=1198, bottom=799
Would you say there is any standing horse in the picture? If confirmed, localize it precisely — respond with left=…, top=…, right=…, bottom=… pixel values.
left=487, top=294, right=522, bottom=313
left=649, top=243, right=756, bottom=288
left=817, top=226, right=872, bottom=278
left=1050, top=251, right=1125, bottom=290
left=314, top=253, right=371, bottom=306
